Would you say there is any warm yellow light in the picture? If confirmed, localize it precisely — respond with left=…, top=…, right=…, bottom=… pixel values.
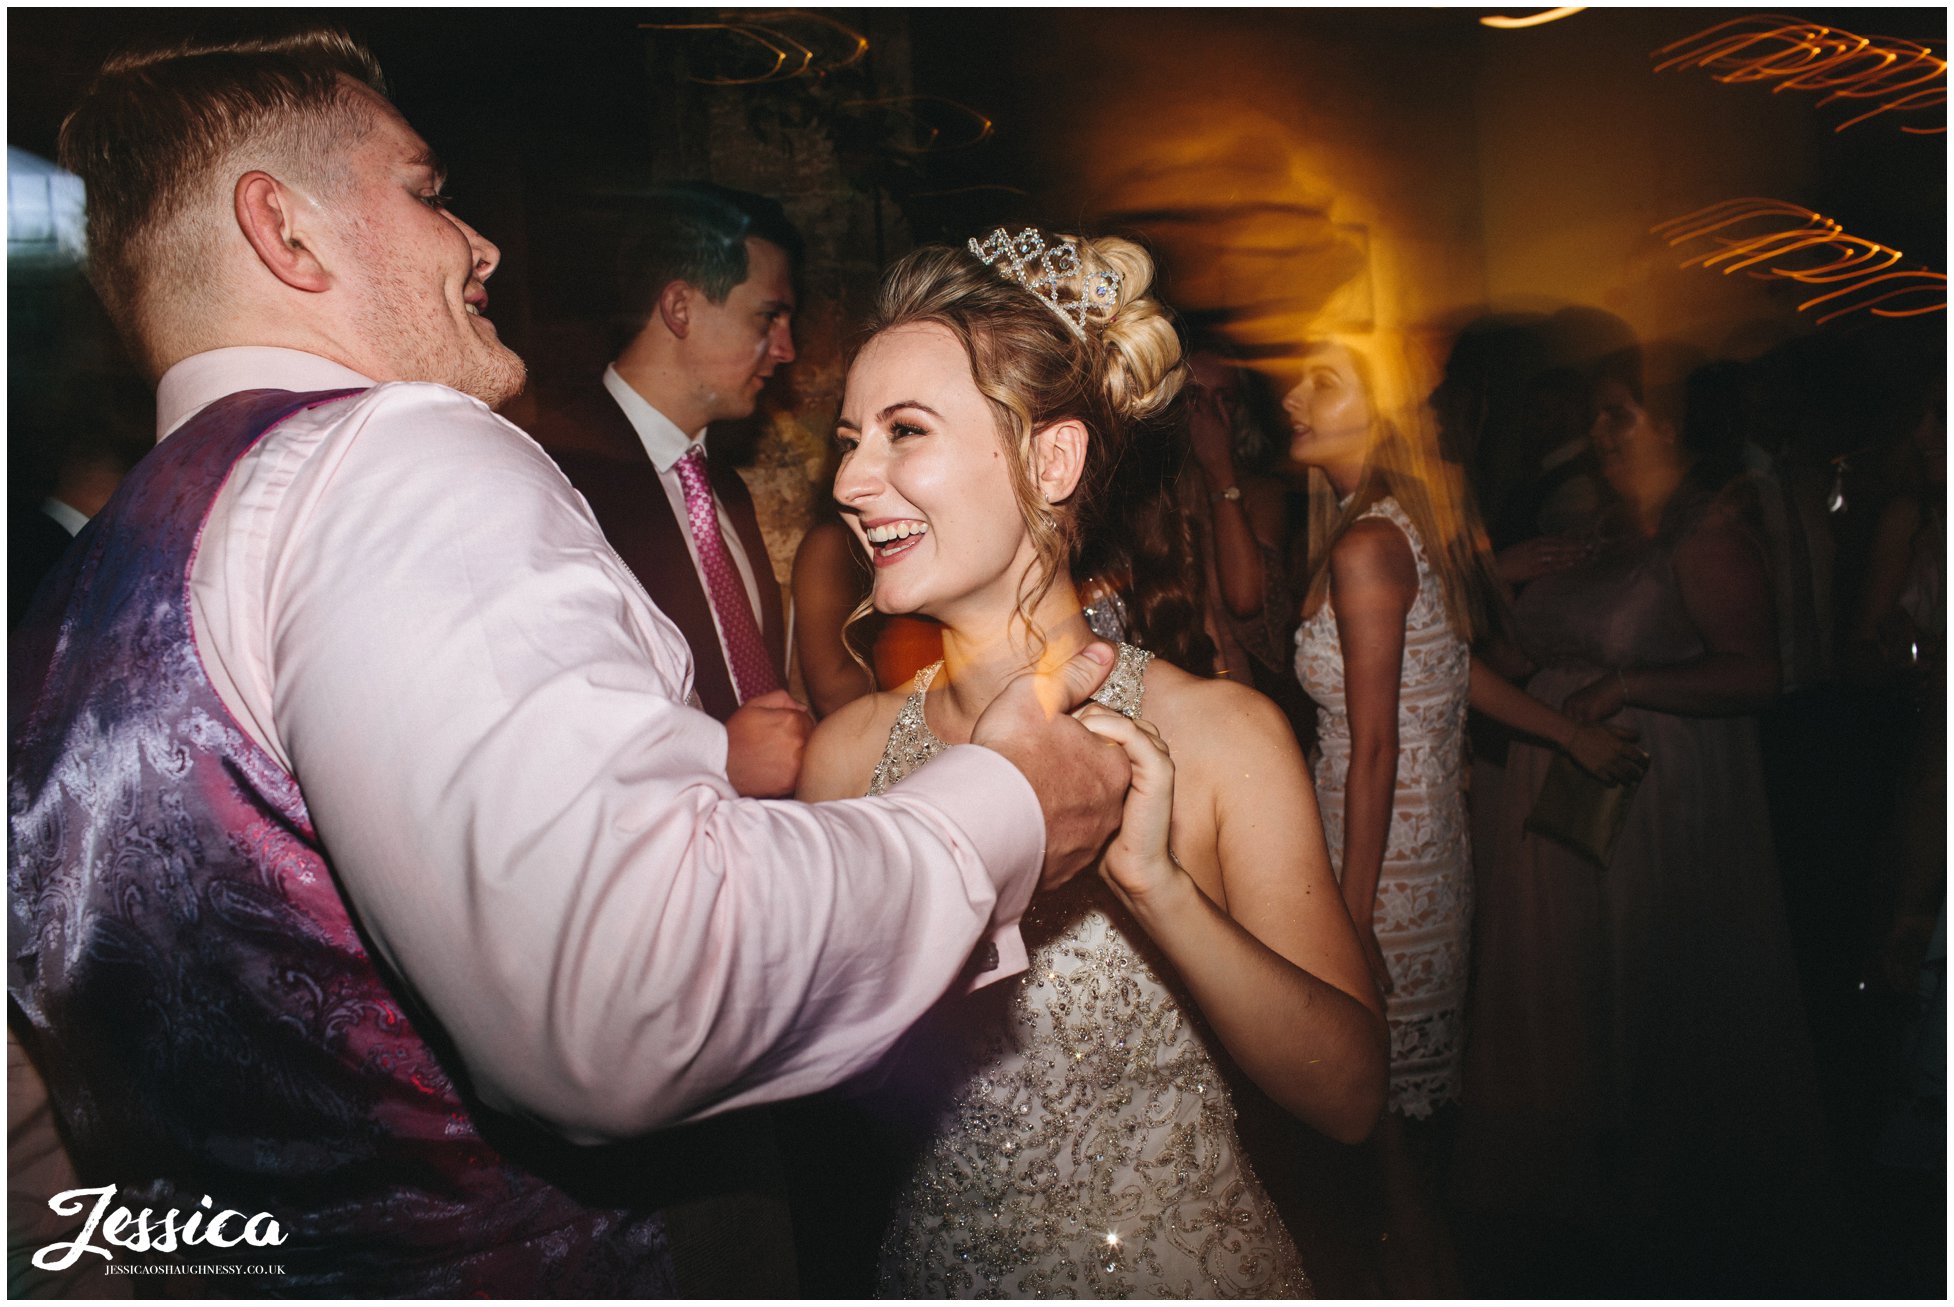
left=1480, top=7, right=1585, bottom=30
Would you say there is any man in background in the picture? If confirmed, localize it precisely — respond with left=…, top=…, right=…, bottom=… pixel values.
left=532, top=184, right=808, bottom=798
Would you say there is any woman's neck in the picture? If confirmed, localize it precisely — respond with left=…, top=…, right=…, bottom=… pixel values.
left=930, top=575, right=1096, bottom=741
left=1324, top=458, right=1364, bottom=500
left=1623, top=455, right=1690, bottom=536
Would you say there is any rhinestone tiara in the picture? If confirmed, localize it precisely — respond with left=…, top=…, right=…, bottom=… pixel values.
left=967, top=228, right=1122, bottom=340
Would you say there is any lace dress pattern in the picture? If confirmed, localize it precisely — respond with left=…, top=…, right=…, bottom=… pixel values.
left=1295, top=497, right=1471, bottom=1119
left=868, top=644, right=1312, bottom=1298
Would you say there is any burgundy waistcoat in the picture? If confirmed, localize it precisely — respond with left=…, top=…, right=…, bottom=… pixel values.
left=8, top=389, right=674, bottom=1296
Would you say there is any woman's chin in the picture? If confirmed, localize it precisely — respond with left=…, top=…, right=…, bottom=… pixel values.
left=871, top=589, right=923, bottom=618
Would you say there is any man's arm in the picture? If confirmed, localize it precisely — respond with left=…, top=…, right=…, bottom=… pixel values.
left=245, top=385, right=1058, bottom=1140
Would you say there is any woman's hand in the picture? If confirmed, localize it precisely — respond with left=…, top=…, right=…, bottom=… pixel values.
left=1496, top=534, right=1592, bottom=586
left=1564, top=720, right=1649, bottom=786
left=1076, top=705, right=1187, bottom=911
left=1187, top=382, right=1239, bottom=484
left=1563, top=671, right=1626, bottom=723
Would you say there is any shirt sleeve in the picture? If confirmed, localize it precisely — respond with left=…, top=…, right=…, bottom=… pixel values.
left=251, top=384, right=1044, bottom=1142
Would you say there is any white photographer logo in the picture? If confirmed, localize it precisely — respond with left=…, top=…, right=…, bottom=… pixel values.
left=33, top=1186, right=288, bottom=1271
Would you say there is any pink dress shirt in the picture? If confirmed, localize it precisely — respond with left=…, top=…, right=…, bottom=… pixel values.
left=159, top=347, right=1042, bottom=1142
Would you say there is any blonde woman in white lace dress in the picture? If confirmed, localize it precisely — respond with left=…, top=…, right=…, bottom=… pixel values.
left=1285, top=334, right=1644, bottom=1293
left=797, top=234, right=1388, bottom=1297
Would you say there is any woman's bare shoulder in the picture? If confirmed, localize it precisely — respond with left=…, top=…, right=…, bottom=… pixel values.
left=799, top=684, right=913, bottom=800
left=1330, top=513, right=1416, bottom=577
left=1139, top=658, right=1298, bottom=762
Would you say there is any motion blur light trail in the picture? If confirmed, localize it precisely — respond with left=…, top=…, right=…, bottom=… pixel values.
left=1655, top=198, right=1947, bottom=325
left=1654, top=15, right=1946, bottom=134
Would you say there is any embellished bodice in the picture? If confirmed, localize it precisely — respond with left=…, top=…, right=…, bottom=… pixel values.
left=867, top=643, right=1310, bottom=1298
left=868, top=641, right=1153, bottom=796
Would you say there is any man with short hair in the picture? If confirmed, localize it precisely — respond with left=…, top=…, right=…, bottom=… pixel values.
left=8, top=31, right=1126, bottom=1296
left=533, top=184, right=809, bottom=798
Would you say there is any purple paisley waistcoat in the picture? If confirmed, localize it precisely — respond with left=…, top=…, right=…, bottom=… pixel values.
left=8, top=390, right=674, bottom=1296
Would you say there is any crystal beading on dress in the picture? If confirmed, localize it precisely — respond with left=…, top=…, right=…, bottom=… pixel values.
left=967, top=228, right=1123, bottom=340
left=867, top=643, right=1313, bottom=1298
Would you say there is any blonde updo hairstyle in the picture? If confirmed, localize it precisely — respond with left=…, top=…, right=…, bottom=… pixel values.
left=863, top=232, right=1187, bottom=649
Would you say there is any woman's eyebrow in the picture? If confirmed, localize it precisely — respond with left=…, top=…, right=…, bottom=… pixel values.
left=836, top=400, right=946, bottom=433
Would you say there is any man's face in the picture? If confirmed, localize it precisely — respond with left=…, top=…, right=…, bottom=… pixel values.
left=319, top=87, right=526, bottom=407
left=682, top=237, right=796, bottom=426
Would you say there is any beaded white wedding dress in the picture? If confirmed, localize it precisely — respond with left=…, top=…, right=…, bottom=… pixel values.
left=866, top=644, right=1312, bottom=1298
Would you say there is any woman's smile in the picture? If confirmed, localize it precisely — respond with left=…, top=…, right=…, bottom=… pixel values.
left=862, top=517, right=931, bottom=566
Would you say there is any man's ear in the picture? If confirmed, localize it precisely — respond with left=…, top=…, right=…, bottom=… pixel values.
left=1032, top=418, right=1089, bottom=505
left=655, top=279, right=692, bottom=339
left=234, top=171, right=331, bottom=293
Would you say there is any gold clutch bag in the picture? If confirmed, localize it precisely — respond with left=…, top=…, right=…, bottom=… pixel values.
left=1524, top=752, right=1642, bottom=869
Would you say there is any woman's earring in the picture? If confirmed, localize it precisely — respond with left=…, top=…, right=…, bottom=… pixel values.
left=1825, top=457, right=1848, bottom=514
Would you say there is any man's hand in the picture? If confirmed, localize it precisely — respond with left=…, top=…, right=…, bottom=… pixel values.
left=970, top=642, right=1130, bottom=889
left=725, top=690, right=812, bottom=798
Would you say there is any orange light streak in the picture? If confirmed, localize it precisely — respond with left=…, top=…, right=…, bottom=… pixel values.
left=1654, top=199, right=1946, bottom=325
left=838, top=98, right=995, bottom=153
left=1653, top=15, right=1946, bottom=134
left=639, top=22, right=808, bottom=85
left=640, top=13, right=869, bottom=85
left=1796, top=271, right=1948, bottom=325
left=1480, top=7, right=1586, bottom=30
left=744, top=11, right=869, bottom=71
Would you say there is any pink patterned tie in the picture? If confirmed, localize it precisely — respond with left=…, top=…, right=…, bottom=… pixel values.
left=674, top=446, right=779, bottom=703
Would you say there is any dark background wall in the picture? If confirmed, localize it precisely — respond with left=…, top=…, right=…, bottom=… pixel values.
left=9, top=8, right=1945, bottom=581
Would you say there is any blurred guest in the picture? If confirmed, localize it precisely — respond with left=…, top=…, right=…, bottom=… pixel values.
left=1182, top=343, right=1293, bottom=677
left=1692, top=351, right=1860, bottom=1093
left=530, top=183, right=809, bottom=798
left=1488, top=366, right=1603, bottom=587
left=1454, top=343, right=1826, bottom=1295
left=1178, top=342, right=1320, bottom=748
left=1287, top=332, right=1642, bottom=1296
left=1849, top=380, right=1944, bottom=1036
left=1843, top=379, right=1942, bottom=692
left=791, top=514, right=875, bottom=716
left=9, top=374, right=150, bottom=627
left=1517, top=365, right=1609, bottom=542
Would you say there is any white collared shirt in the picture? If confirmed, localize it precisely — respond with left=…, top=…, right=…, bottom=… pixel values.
left=136, top=346, right=1042, bottom=1140
left=601, top=365, right=768, bottom=682
left=39, top=498, right=88, bottom=537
